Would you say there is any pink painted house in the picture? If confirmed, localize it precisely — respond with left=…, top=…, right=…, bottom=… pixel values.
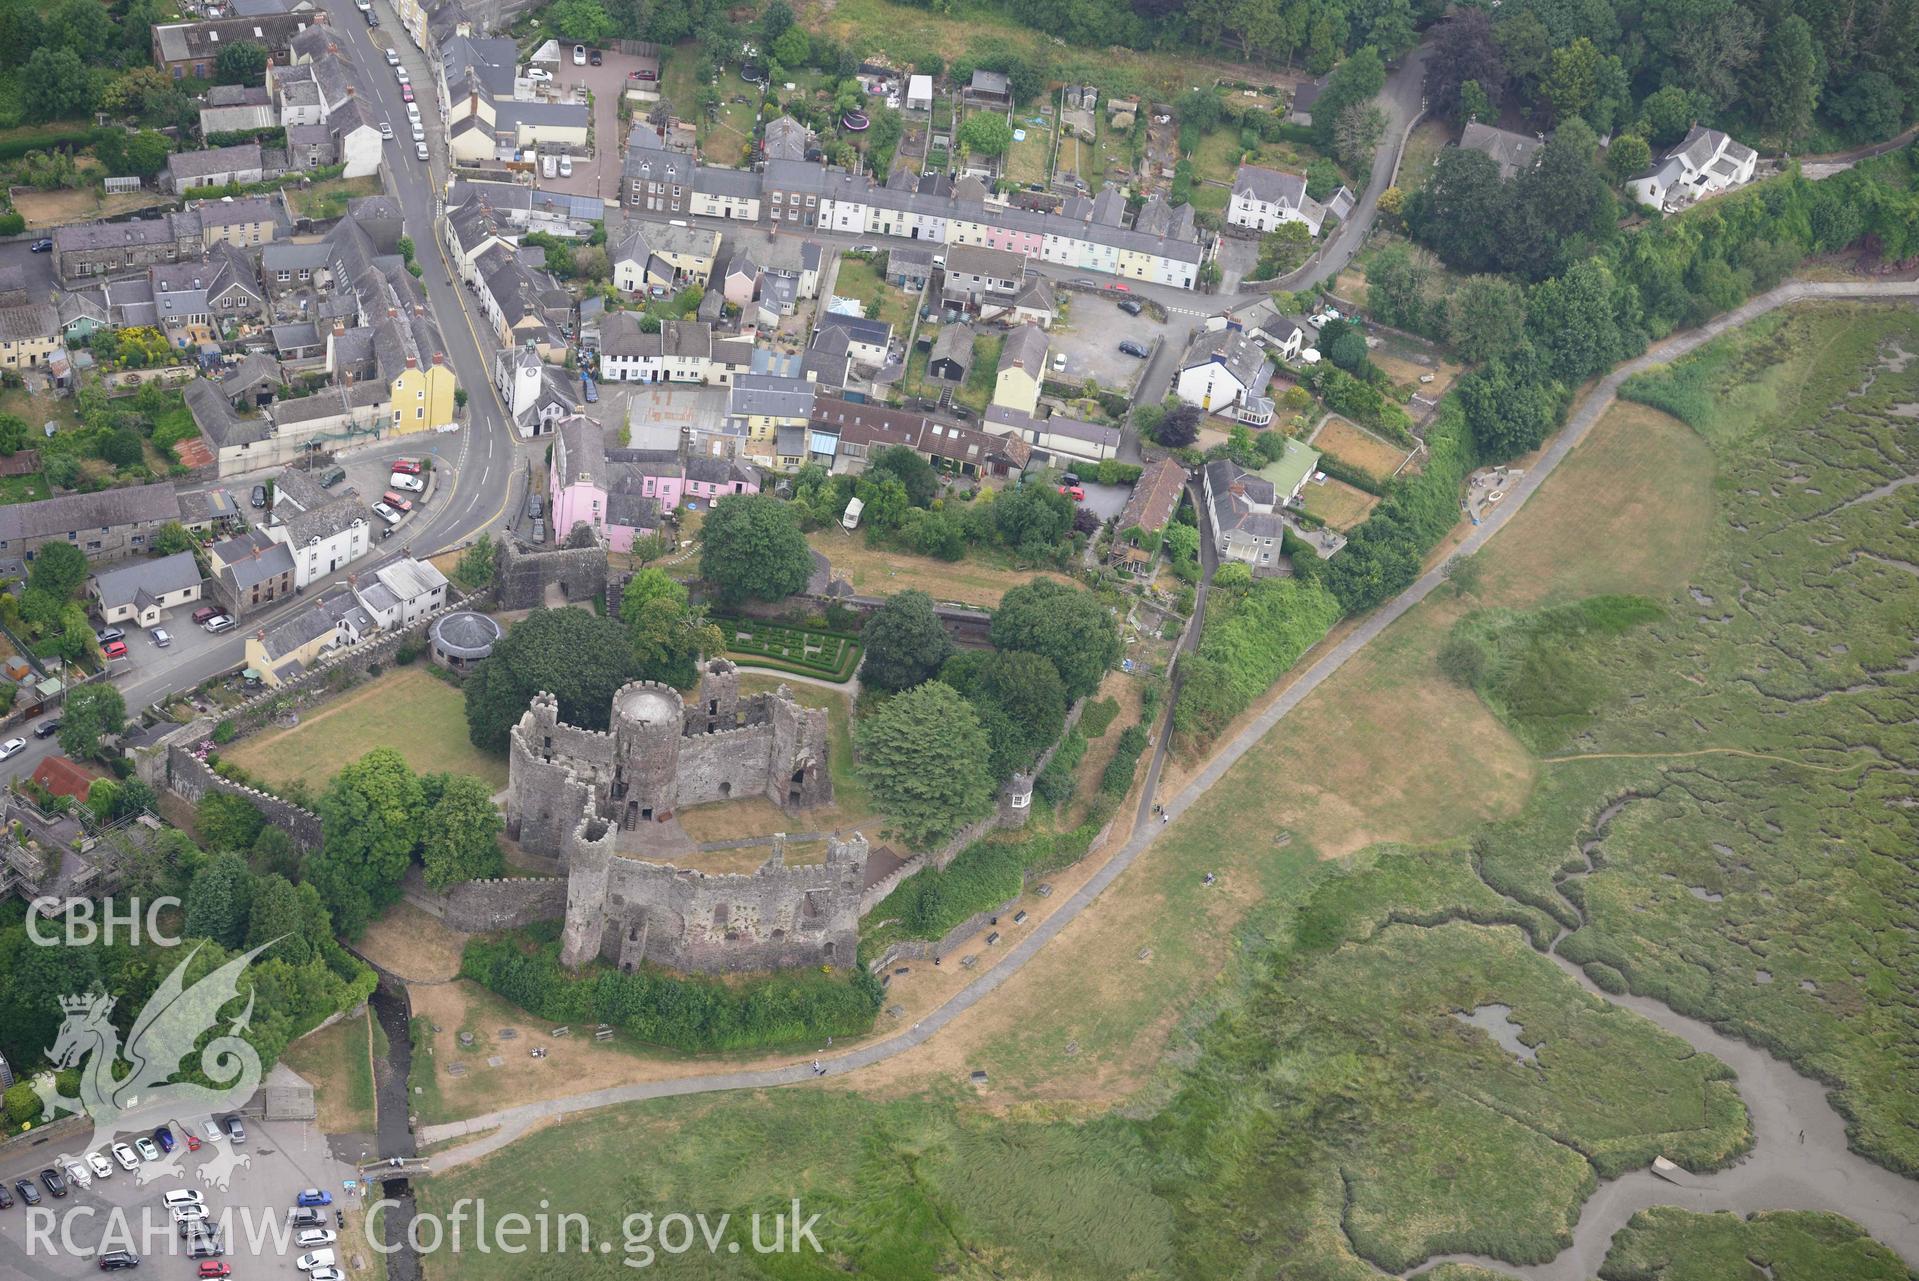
left=548, top=415, right=759, bottom=553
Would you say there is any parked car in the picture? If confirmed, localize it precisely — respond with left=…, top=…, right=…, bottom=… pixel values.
left=185, top=1229, right=224, bottom=1259
left=294, top=1189, right=334, bottom=1209
left=416, top=141, right=429, bottom=161
left=86, top=1152, right=113, bottom=1179
left=364, top=11, right=377, bottom=25
left=289, top=1208, right=326, bottom=1228
left=223, top=1115, right=246, bottom=1143
left=62, top=1159, right=90, bottom=1189
left=0, top=1184, right=12, bottom=1209
left=589, top=48, right=602, bottom=65
left=192, top=606, right=223, bottom=624
left=296, top=1229, right=338, bottom=1248
left=572, top=43, right=587, bottom=64
left=308, top=1270, right=345, bottom=1281
left=1119, top=340, right=1149, bottom=358
left=296, top=1249, right=337, bottom=1272
left=203, top=616, right=235, bottom=635
left=0, top=738, right=25, bottom=761
left=197, top=1263, right=232, bottom=1278
left=380, top=122, right=393, bottom=140
left=180, top=1127, right=200, bottom=1150
left=395, top=66, right=409, bottom=83
left=384, top=46, right=401, bottom=65
left=380, top=492, right=413, bottom=514
left=526, top=66, right=552, bottom=83
left=389, top=471, right=425, bottom=492
left=30, top=239, right=53, bottom=253
left=39, top=1167, right=67, bottom=1198
left=103, top=640, right=129, bottom=660
left=401, top=84, right=414, bottom=103
left=320, top=466, right=347, bottom=488
left=392, top=457, right=423, bottom=474
left=98, top=1250, right=140, bottom=1271
left=371, top=501, right=403, bottom=525
left=1058, top=484, right=1085, bottom=501
left=541, top=153, right=557, bottom=179
left=173, top=1207, right=208, bottom=1229
left=249, top=484, right=267, bottom=508
left=15, top=1180, right=39, bottom=1206
left=526, top=492, right=544, bottom=519
left=151, top=628, right=171, bottom=648
left=134, top=1137, right=160, bottom=1162
left=1118, top=298, right=1144, bottom=316
left=162, top=1190, right=206, bottom=1210
left=95, top=627, right=125, bottom=645
left=411, top=122, right=425, bottom=142
left=33, top=717, right=61, bottom=738
left=559, top=153, right=573, bottom=177
left=111, top=1143, right=139, bottom=1171
left=200, top=1119, right=223, bottom=1144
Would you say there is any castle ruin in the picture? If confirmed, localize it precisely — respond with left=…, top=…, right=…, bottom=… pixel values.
left=505, top=659, right=859, bottom=973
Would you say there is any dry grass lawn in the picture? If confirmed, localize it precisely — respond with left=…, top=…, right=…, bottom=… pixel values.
left=807, top=530, right=1068, bottom=607
left=1374, top=349, right=1462, bottom=398
left=359, top=901, right=467, bottom=981
left=1312, top=415, right=1414, bottom=480
left=223, top=665, right=508, bottom=793
left=1300, top=475, right=1379, bottom=530
left=11, top=185, right=168, bottom=228
left=280, top=1009, right=377, bottom=1135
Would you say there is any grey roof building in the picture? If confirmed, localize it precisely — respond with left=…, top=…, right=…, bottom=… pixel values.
left=90, top=552, right=204, bottom=617
left=1458, top=122, right=1543, bottom=179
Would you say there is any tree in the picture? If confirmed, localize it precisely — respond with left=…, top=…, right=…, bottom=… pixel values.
left=1333, top=103, right=1385, bottom=170
left=309, top=748, right=425, bottom=937
left=859, top=590, right=954, bottom=691
left=1156, top=403, right=1203, bottom=448
left=101, top=429, right=143, bottom=469
left=245, top=873, right=319, bottom=966
left=23, top=48, right=91, bottom=121
left=1328, top=329, right=1369, bottom=372
left=1456, top=354, right=1561, bottom=458
left=198, top=792, right=266, bottom=853
left=867, top=445, right=938, bottom=508
left=942, top=648, right=1067, bottom=781
left=0, top=414, right=26, bottom=457
left=990, top=579, right=1120, bottom=702
left=1425, top=11, right=1508, bottom=122
left=855, top=681, right=994, bottom=849
left=1527, top=257, right=1623, bottom=384
left=248, top=823, right=299, bottom=881
left=1408, top=147, right=1506, bottom=274
left=1257, top=220, right=1314, bottom=279
left=59, top=685, right=126, bottom=762
left=1826, top=72, right=1902, bottom=144
left=93, top=130, right=172, bottom=179
left=1310, top=46, right=1384, bottom=153
left=151, top=522, right=194, bottom=556
left=1364, top=242, right=1433, bottom=333
left=1605, top=133, right=1652, bottom=186
left=184, top=853, right=253, bottom=950
left=1755, top=15, right=1819, bottom=141
left=1444, top=276, right=1529, bottom=365
left=699, top=494, right=812, bottom=604
left=453, top=534, right=495, bottom=590
left=214, top=41, right=269, bottom=86
left=419, top=774, right=504, bottom=889
left=957, top=112, right=1013, bottom=157
left=465, top=607, right=637, bottom=752
left=760, top=0, right=794, bottom=42
left=771, top=25, right=809, bottom=68
left=547, top=0, right=615, bottom=42
left=28, top=542, right=88, bottom=600
left=1635, top=85, right=1699, bottom=145
left=621, top=567, right=721, bottom=689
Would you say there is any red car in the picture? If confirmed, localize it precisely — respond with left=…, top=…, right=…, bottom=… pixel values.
left=401, top=84, right=414, bottom=102
left=391, top=458, right=423, bottom=475
left=191, top=606, right=222, bottom=624
left=1058, top=484, right=1085, bottom=501
left=183, top=1130, right=201, bottom=1152
left=102, top=640, right=128, bottom=660
left=1111, top=282, right=1130, bottom=291
left=197, top=1264, right=231, bottom=1279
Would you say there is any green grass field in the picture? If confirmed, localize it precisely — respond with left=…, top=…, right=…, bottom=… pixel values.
left=280, top=1009, right=376, bottom=1134
left=223, top=665, right=508, bottom=793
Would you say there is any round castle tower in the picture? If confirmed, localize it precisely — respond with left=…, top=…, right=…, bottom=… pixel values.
left=610, top=681, right=685, bottom=828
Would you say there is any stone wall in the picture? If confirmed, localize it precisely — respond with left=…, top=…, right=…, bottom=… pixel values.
left=440, top=876, right=569, bottom=933
left=495, top=534, right=608, bottom=612
left=869, top=898, right=1022, bottom=971
left=165, top=742, right=325, bottom=851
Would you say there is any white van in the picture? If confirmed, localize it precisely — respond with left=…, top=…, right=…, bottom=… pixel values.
left=541, top=153, right=557, bottom=179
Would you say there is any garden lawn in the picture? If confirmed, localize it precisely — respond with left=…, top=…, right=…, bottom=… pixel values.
left=803, top=529, right=1069, bottom=607
left=280, top=1008, right=377, bottom=1134
left=1299, top=475, right=1377, bottom=530
left=831, top=255, right=916, bottom=331
left=286, top=175, right=380, bottom=221
left=1312, top=415, right=1414, bottom=481
left=221, top=665, right=508, bottom=792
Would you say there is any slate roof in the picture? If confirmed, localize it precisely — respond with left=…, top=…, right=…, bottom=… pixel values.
left=1458, top=122, right=1541, bottom=179
left=0, top=486, right=181, bottom=543
left=183, top=377, right=273, bottom=449
left=728, top=374, right=815, bottom=420
left=929, top=322, right=974, bottom=374
left=168, top=143, right=264, bottom=182
left=998, top=323, right=1049, bottom=375
left=1232, top=163, right=1307, bottom=207
left=1115, top=457, right=1186, bottom=534
left=212, top=527, right=296, bottom=591
left=944, top=244, right=1024, bottom=282
left=91, top=552, right=203, bottom=611
left=1181, top=327, right=1271, bottom=392
left=280, top=496, right=367, bottom=546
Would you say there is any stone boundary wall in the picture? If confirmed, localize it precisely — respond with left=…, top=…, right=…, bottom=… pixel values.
left=728, top=593, right=996, bottom=647
left=438, top=876, right=570, bottom=933
left=165, top=741, right=325, bottom=850
left=869, top=897, right=1022, bottom=971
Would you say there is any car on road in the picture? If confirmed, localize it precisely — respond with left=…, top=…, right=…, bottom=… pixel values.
left=392, top=457, right=423, bottom=474
left=573, top=43, right=587, bottom=64
left=589, top=48, right=602, bottom=65
left=296, top=1248, right=338, bottom=1271
left=191, top=606, right=223, bottom=624
left=98, top=1250, right=140, bottom=1271
left=111, top=1143, right=139, bottom=1171
left=416, top=141, right=429, bottom=161
left=371, top=501, right=403, bottom=525
left=385, top=46, right=400, bottom=65
left=134, top=1137, right=160, bottom=1162
left=389, top=471, right=425, bottom=492
left=151, top=628, right=171, bottom=648
left=34, top=717, right=61, bottom=738
left=30, top=238, right=53, bottom=252
left=1119, top=340, right=1149, bottom=358
left=103, top=639, right=129, bottom=660
left=296, top=1229, right=338, bottom=1248
left=15, top=1180, right=39, bottom=1206
left=223, top=1115, right=246, bottom=1143
left=40, top=1167, right=67, bottom=1197
left=289, top=1208, right=326, bottom=1228
left=0, top=737, right=25, bottom=761
left=86, top=1152, right=113, bottom=1179
left=380, top=121, right=393, bottom=139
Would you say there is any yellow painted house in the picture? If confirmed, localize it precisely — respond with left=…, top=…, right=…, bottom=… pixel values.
left=391, top=352, right=457, bottom=433
left=992, top=324, right=1049, bottom=417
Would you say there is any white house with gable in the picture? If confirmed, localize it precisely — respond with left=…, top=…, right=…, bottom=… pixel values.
left=1628, top=126, right=1759, bottom=212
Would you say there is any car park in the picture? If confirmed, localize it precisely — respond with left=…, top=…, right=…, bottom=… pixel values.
left=134, top=1137, right=160, bottom=1161
left=203, top=614, right=235, bottom=633
left=111, top=1143, right=139, bottom=1171
left=0, top=738, right=26, bottom=761
left=98, top=1250, right=140, bottom=1271
left=573, top=43, right=587, bottom=64
left=295, top=1188, right=334, bottom=1207
left=86, top=1152, right=113, bottom=1179
left=15, top=1180, right=39, bottom=1206
left=34, top=717, right=61, bottom=738
left=223, top=1115, right=246, bottom=1143
left=151, top=628, right=171, bottom=648
left=40, top=1167, right=67, bottom=1197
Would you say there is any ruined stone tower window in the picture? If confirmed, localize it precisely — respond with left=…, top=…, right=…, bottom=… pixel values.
left=719, top=781, right=732, bottom=798
left=712, top=903, right=729, bottom=928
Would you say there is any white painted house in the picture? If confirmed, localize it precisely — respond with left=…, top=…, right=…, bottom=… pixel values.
left=1226, top=164, right=1352, bottom=238
left=1628, top=126, right=1759, bottom=212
